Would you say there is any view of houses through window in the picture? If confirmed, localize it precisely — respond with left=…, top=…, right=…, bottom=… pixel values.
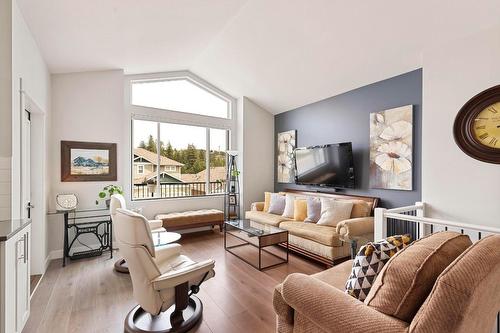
left=132, top=119, right=228, bottom=199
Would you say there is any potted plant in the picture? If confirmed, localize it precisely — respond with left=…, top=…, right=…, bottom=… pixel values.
left=96, top=185, right=124, bottom=208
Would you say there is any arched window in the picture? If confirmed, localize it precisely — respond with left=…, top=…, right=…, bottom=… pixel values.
left=126, top=71, right=235, bottom=201
left=131, top=78, right=231, bottom=119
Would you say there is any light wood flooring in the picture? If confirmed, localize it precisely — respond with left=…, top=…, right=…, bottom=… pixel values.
left=23, top=231, right=323, bottom=333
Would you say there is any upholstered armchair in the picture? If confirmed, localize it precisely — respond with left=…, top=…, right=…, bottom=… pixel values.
left=110, top=194, right=165, bottom=273
left=274, top=234, right=500, bottom=333
left=114, top=208, right=215, bottom=333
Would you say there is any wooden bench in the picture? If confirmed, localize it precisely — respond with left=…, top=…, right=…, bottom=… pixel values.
left=155, top=209, right=224, bottom=232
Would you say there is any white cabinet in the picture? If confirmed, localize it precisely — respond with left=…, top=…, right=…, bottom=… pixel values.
left=0, top=224, right=31, bottom=333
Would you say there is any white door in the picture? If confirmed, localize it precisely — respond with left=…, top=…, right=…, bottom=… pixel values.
left=21, top=110, right=32, bottom=219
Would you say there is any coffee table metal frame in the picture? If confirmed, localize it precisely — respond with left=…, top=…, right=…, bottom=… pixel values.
left=224, top=220, right=289, bottom=271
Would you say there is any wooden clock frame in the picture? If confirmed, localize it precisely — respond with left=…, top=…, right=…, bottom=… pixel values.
left=453, top=85, right=500, bottom=164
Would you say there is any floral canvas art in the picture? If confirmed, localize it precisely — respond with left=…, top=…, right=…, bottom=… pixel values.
left=370, top=105, right=413, bottom=190
left=277, top=130, right=296, bottom=183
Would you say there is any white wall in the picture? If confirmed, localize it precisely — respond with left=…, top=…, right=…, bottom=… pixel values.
left=238, top=97, right=275, bottom=213
left=422, top=25, right=500, bottom=228
left=5, top=1, right=51, bottom=274
left=0, top=0, right=12, bottom=221
left=48, top=70, right=124, bottom=254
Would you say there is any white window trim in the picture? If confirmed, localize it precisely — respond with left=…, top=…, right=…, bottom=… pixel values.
left=125, top=71, right=236, bottom=202
left=137, top=165, right=144, bottom=174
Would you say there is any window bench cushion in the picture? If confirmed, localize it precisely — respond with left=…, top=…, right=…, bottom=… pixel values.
left=155, top=209, right=223, bottom=230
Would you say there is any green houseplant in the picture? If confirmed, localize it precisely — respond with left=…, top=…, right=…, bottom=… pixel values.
left=96, top=185, right=124, bottom=208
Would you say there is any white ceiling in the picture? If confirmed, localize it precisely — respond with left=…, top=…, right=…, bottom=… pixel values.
left=17, top=0, right=500, bottom=114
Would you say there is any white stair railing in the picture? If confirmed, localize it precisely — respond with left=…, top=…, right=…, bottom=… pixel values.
left=374, top=202, right=500, bottom=333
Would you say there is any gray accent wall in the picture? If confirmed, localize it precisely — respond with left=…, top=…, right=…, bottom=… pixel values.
left=275, top=69, right=422, bottom=208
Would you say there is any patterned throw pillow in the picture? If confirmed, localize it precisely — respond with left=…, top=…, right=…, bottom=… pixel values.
left=345, top=234, right=412, bottom=301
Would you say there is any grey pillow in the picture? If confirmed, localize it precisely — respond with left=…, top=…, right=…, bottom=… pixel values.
left=268, top=193, right=286, bottom=215
left=304, top=197, right=321, bottom=223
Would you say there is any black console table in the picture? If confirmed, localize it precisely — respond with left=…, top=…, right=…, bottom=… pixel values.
left=61, top=208, right=112, bottom=267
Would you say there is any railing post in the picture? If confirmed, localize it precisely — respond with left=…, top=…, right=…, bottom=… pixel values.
left=374, top=207, right=387, bottom=241
left=416, top=201, right=430, bottom=239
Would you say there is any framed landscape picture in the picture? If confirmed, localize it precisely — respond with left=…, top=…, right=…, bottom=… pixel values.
left=61, top=141, right=117, bottom=182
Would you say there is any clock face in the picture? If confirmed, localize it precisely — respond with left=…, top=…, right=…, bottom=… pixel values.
left=473, top=102, right=500, bottom=149
left=453, top=85, right=500, bottom=164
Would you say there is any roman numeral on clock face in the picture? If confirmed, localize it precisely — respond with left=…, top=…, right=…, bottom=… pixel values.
left=489, top=137, right=498, bottom=146
left=479, top=132, right=489, bottom=140
left=488, top=106, right=498, bottom=113
left=476, top=125, right=486, bottom=130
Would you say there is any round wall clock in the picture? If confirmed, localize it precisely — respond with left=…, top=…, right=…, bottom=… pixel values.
left=454, top=85, right=500, bottom=164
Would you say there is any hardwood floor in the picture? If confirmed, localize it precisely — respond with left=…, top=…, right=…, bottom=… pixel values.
left=23, top=231, right=323, bottom=333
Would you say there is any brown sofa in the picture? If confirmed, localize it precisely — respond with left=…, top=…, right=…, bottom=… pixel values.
left=274, top=233, right=500, bottom=333
left=246, top=190, right=379, bottom=266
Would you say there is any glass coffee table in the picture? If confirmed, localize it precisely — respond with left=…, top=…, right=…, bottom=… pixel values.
left=224, top=219, right=288, bottom=271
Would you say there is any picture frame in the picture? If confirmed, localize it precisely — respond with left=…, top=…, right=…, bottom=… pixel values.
left=61, top=141, right=117, bottom=182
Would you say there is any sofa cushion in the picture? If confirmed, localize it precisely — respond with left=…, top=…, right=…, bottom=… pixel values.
left=279, top=221, right=343, bottom=247
left=293, top=199, right=307, bottom=221
left=304, top=196, right=321, bottom=223
left=245, top=210, right=291, bottom=227
left=364, top=231, right=472, bottom=322
left=347, top=200, right=372, bottom=218
left=317, top=198, right=353, bottom=227
left=268, top=193, right=286, bottom=215
left=264, top=191, right=285, bottom=212
left=345, top=234, right=411, bottom=301
left=282, top=194, right=295, bottom=218
left=312, top=260, right=353, bottom=290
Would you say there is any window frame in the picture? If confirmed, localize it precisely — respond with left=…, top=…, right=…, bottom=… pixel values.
left=137, top=164, right=144, bottom=174
left=125, top=71, right=236, bottom=202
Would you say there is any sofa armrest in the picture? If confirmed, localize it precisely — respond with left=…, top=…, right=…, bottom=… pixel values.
left=251, top=202, right=265, bottom=211
left=273, top=284, right=294, bottom=333
left=281, top=273, right=408, bottom=333
left=336, top=217, right=374, bottom=243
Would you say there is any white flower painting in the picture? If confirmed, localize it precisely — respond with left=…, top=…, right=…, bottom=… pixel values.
left=370, top=105, right=413, bottom=190
left=277, top=130, right=296, bottom=183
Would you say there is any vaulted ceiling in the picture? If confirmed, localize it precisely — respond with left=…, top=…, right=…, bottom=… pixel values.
left=17, top=0, right=500, bottom=113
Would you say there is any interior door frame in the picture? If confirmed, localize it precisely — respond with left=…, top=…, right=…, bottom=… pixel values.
left=19, top=79, right=47, bottom=276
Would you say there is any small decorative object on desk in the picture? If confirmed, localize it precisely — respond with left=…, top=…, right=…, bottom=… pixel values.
left=56, top=193, right=78, bottom=211
left=96, top=184, right=123, bottom=208
left=224, top=150, right=240, bottom=221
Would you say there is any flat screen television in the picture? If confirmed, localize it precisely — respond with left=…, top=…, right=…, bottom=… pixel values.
left=294, top=142, right=355, bottom=188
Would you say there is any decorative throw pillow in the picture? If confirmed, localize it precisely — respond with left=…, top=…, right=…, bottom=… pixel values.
left=304, top=197, right=321, bottom=223
left=263, top=192, right=272, bottom=212
left=345, top=234, right=412, bottom=301
left=293, top=199, right=307, bottom=221
left=282, top=194, right=295, bottom=218
left=347, top=200, right=372, bottom=218
left=268, top=193, right=286, bottom=215
left=316, top=198, right=353, bottom=227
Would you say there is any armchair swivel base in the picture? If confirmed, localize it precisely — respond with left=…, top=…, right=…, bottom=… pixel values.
left=125, top=295, right=202, bottom=333
left=123, top=271, right=210, bottom=333
left=114, top=258, right=129, bottom=274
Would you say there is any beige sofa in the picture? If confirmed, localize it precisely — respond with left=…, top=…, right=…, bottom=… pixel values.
left=273, top=233, right=500, bottom=333
left=245, top=190, right=378, bottom=266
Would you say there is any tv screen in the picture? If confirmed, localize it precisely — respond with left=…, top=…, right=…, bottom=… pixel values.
left=294, top=142, right=355, bottom=188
